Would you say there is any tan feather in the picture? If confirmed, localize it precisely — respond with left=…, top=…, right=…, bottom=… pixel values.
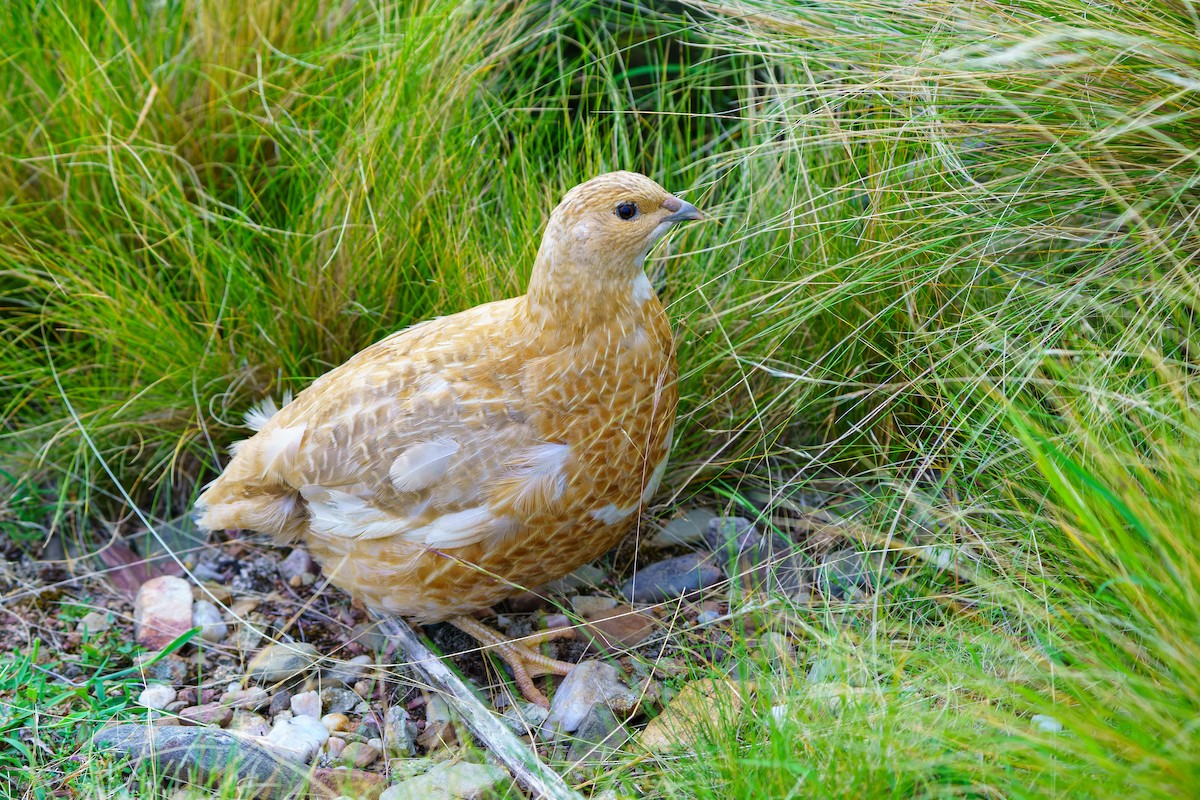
left=194, top=171, right=701, bottom=623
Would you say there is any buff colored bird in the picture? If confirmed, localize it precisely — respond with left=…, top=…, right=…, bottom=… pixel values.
left=195, top=171, right=702, bottom=706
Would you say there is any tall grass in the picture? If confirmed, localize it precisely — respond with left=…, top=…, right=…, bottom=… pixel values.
left=2, top=0, right=1198, bottom=796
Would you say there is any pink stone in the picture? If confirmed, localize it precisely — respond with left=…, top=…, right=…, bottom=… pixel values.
left=134, top=576, right=194, bottom=650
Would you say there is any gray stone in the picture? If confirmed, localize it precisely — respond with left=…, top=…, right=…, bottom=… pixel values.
left=620, top=552, right=723, bottom=603
left=501, top=702, right=549, bottom=734
left=264, top=714, right=329, bottom=762
left=78, top=610, right=113, bottom=634
left=542, top=660, right=640, bottom=736
left=134, top=576, right=194, bottom=650
left=93, top=724, right=303, bottom=796
left=818, top=548, right=883, bottom=600
left=320, top=687, right=362, bottom=715
left=350, top=623, right=390, bottom=653
left=383, top=705, right=417, bottom=756
left=135, top=652, right=190, bottom=685
left=277, top=548, right=315, bottom=585
left=379, top=761, right=507, bottom=800
left=247, top=643, right=320, bottom=683
left=567, top=703, right=628, bottom=764
left=219, top=687, right=269, bottom=711
left=323, top=654, right=374, bottom=686
left=695, top=610, right=721, bottom=626
left=269, top=689, right=292, bottom=719
left=192, top=600, right=228, bottom=644
left=137, top=684, right=177, bottom=710
left=542, top=564, right=607, bottom=594
left=231, top=555, right=278, bottom=595
left=650, top=508, right=717, bottom=547
left=705, top=516, right=806, bottom=595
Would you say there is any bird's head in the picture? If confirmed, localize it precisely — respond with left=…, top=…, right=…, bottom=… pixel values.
left=528, top=171, right=703, bottom=328
left=545, top=171, right=703, bottom=272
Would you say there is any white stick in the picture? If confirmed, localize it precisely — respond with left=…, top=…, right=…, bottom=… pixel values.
left=375, top=616, right=583, bottom=800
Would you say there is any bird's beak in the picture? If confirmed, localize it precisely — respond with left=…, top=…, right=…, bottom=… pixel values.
left=663, top=198, right=703, bottom=223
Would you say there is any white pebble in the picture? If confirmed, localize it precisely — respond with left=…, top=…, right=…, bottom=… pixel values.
left=290, top=690, right=322, bottom=720
left=1032, top=714, right=1063, bottom=733
left=137, top=684, right=177, bottom=710
left=264, top=714, right=329, bottom=762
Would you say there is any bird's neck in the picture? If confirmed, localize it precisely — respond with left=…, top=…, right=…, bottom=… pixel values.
left=524, top=243, right=654, bottom=342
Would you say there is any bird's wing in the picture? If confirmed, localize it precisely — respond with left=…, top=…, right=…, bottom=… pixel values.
left=204, top=297, right=572, bottom=550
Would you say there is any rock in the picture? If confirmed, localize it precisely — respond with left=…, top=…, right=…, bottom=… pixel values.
left=269, top=689, right=293, bottom=718
left=93, top=724, right=301, bottom=796
left=325, top=737, right=346, bottom=759
left=290, top=690, right=322, bottom=720
left=340, top=741, right=380, bottom=768
left=230, top=618, right=265, bottom=652
left=542, top=660, right=641, bottom=736
left=695, top=610, right=721, bottom=626
left=382, top=705, right=416, bottom=756
left=323, top=654, right=374, bottom=687
left=138, top=684, right=177, bottom=710
left=228, top=711, right=270, bottom=737
left=620, top=552, right=723, bottom=604
left=501, top=702, right=549, bottom=734
left=543, top=613, right=570, bottom=630
left=219, top=687, right=269, bottom=711
left=379, top=761, right=507, bottom=800
left=705, top=516, right=806, bottom=595
left=567, top=703, right=628, bottom=764
left=583, top=604, right=656, bottom=649
left=278, top=548, right=315, bottom=586
left=320, top=687, right=363, bottom=715
left=231, top=555, right=278, bottom=595
left=818, top=548, right=880, bottom=600
left=638, top=679, right=754, bottom=751
left=191, top=581, right=232, bottom=604
left=179, top=703, right=233, bottom=728
left=350, top=622, right=390, bottom=653
left=1032, top=714, right=1063, bottom=733
left=417, top=696, right=457, bottom=751
left=321, top=713, right=351, bottom=734
left=134, top=576, right=194, bottom=650
left=542, top=563, right=607, bottom=594
left=78, top=610, right=112, bottom=634
left=570, top=595, right=618, bottom=617
left=247, top=643, right=320, bottom=684
left=192, top=600, right=228, bottom=644
left=651, top=508, right=717, bottom=547
left=264, top=714, right=329, bottom=762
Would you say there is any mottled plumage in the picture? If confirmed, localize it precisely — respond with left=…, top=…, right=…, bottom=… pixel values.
left=195, top=171, right=702, bottom=703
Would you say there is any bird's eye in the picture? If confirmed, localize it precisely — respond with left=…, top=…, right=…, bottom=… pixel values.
left=615, top=201, right=639, bottom=221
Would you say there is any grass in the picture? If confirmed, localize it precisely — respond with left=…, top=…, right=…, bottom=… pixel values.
left=2, top=0, right=1199, bottom=796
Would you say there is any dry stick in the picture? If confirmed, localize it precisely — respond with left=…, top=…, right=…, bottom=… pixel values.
left=374, top=616, right=583, bottom=800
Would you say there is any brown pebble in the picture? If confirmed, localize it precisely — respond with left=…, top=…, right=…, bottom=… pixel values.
left=269, top=689, right=293, bottom=719
left=178, top=702, right=233, bottom=728
left=584, top=604, right=657, bottom=650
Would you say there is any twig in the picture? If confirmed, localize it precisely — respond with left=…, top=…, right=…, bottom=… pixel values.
left=375, top=616, right=583, bottom=800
